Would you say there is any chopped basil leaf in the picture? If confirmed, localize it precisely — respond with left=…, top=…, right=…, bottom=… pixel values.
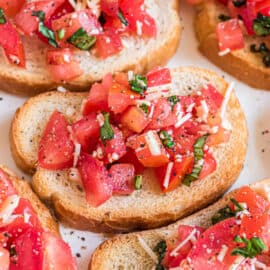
left=231, top=236, right=266, bottom=258
left=134, top=175, right=142, bottom=190
left=0, top=8, right=6, bottom=24
left=100, top=112, right=114, bottom=142
left=129, top=74, right=148, bottom=95
left=232, top=0, right=246, bottom=7
left=250, top=42, right=270, bottom=67
left=218, top=14, right=231, bottom=22
left=211, top=198, right=244, bottom=225
left=154, top=240, right=167, bottom=270
left=183, top=135, right=208, bottom=186
left=32, top=11, right=58, bottom=48
left=118, top=9, right=128, bottom=26
left=67, top=28, right=96, bottom=50
left=253, top=13, right=270, bottom=36
left=167, top=95, right=179, bottom=109
left=140, top=103, right=149, bottom=113
left=57, top=28, right=65, bottom=40
left=159, top=130, right=175, bottom=149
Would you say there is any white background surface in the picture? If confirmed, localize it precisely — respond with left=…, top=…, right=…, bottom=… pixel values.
left=1, top=1, right=270, bottom=269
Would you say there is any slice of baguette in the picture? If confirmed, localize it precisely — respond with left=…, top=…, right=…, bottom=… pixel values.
left=89, top=179, right=270, bottom=270
left=10, top=67, right=248, bottom=233
left=0, top=165, right=58, bottom=235
left=194, top=0, right=270, bottom=90
left=0, top=0, right=180, bottom=95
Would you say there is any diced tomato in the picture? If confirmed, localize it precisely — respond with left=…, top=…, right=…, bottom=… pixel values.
left=0, top=247, right=9, bottom=270
left=0, top=169, right=17, bottom=204
left=207, top=127, right=230, bottom=146
left=47, top=49, right=83, bottom=82
left=199, top=152, right=217, bottom=179
left=15, top=0, right=65, bottom=35
left=77, top=153, right=112, bottom=206
left=114, top=72, right=129, bottom=87
left=9, top=228, right=43, bottom=270
left=199, top=84, right=224, bottom=113
left=38, top=111, right=75, bottom=170
left=0, top=19, right=25, bottom=68
left=155, top=156, right=194, bottom=192
left=240, top=213, right=270, bottom=248
left=234, top=186, right=270, bottom=215
left=239, top=2, right=257, bottom=35
left=216, top=18, right=245, bottom=52
left=100, top=0, right=119, bottom=17
left=83, top=73, right=112, bottom=115
left=0, top=0, right=25, bottom=17
left=127, top=130, right=169, bottom=167
left=120, top=106, right=150, bottom=133
left=146, top=68, right=171, bottom=87
left=95, top=30, right=123, bottom=58
left=101, top=126, right=127, bottom=163
left=118, top=148, right=145, bottom=174
left=51, top=9, right=101, bottom=44
left=187, top=218, right=240, bottom=270
left=109, top=164, right=135, bottom=195
left=71, top=113, right=100, bottom=152
left=42, top=232, right=77, bottom=270
left=108, top=81, right=139, bottom=114
left=147, top=98, right=177, bottom=129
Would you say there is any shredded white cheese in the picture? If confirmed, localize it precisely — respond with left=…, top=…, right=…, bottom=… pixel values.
left=137, top=235, right=158, bottom=264
left=220, top=82, right=235, bottom=119
left=97, top=113, right=105, bottom=127
left=128, top=70, right=134, bottom=81
left=135, top=99, right=151, bottom=106
left=229, top=256, right=246, bottom=270
left=57, top=86, right=67, bottom=93
left=175, top=113, right=192, bottom=128
left=73, top=143, right=81, bottom=167
left=136, top=20, right=143, bottom=36
left=218, top=48, right=231, bottom=56
left=200, top=100, right=209, bottom=122
left=146, top=83, right=172, bottom=94
left=163, top=162, right=174, bottom=189
left=170, top=229, right=197, bottom=257
left=145, top=131, right=161, bottom=156
left=217, top=244, right=229, bottom=262
left=0, top=195, right=20, bottom=224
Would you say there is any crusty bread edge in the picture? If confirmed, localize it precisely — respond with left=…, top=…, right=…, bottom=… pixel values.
left=89, top=179, right=269, bottom=270
left=0, top=0, right=181, bottom=96
left=0, top=165, right=59, bottom=235
left=194, top=1, right=270, bottom=90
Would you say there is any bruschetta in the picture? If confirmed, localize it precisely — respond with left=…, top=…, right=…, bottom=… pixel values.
left=0, top=165, right=77, bottom=269
left=90, top=178, right=270, bottom=270
left=10, top=67, right=247, bottom=232
left=193, top=0, right=270, bottom=89
left=0, top=0, right=180, bottom=95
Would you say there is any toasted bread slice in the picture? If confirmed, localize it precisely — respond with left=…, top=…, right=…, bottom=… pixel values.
left=10, top=67, right=248, bottom=233
left=194, top=0, right=270, bottom=90
left=0, top=165, right=58, bottom=234
left=89, top=179, right=270, bottom=270
left=0, top=0, right=180, bottom=95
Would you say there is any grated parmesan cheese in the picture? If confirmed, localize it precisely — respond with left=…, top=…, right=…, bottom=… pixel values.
left=73, top=143, right=81, bottom=167
left=217, top=244, right=228, bottom=262
left=229, top=256, right=246, bottom=270
left=136, top=20, right=143, bottom=36
left=146, top=83, right=172, bottom=94
left=137, top=235, right=158, bottom=264
left=145, top=131, right=161, bottom=156
left=57, top=86, right=67, bottom=93
left=218, top=48, right=231, bottom=56
left=175, top=113, right=192, bottom=128
left=163, top=162, right=174, bottom=189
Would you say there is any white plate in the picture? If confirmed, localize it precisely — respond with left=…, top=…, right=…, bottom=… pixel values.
left=1, top=1, right=270, bottom=269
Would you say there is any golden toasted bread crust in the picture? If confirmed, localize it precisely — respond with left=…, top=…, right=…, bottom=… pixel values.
left=195, top=0, right=270, bottom=90
left=0, top=0, right=180, bottom=96
left=10, top=67, right=248, bottom=233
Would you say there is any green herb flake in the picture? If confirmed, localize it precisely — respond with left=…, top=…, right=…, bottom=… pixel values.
left=211, top=198, right=244, bottom=225
left=231, top=236, right=266, bottom=258
left=57, top=28, right=65, bottom=40
left=67, top=28, right=96, bottom=50
left=250, top=42, right=270, bottom=67
left=167, top=95, right=179, bottom=109
left=118, top=9, right=128, bottom=26
left=0, top=8, right=6, bottom=24
left=183, top=135, right=208, bottom=186
left=129, top=74, right=148, bottom=95
left=100, top=112, right=114, bottom=142
left=159, top=130, right=175, bottom=149
left=218, top=14, right=231, bottom=22
left=154, top=240, right=167, bottom=270
left=32, top=11, right=58, bottom=48
left=253, top=13, right=270, bottom=36
left=134, top=175, right=142, bottom=190
left=140, top=103, right=149, bottom=114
